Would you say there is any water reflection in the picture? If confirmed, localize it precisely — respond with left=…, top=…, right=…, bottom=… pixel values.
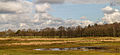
left=34, top=46, right=105, bottom=51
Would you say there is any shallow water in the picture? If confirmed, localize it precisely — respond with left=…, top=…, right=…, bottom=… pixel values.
left=34, top=46, right=105, bottom=51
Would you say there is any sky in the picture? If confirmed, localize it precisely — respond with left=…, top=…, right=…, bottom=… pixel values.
left=0, top=0, right=120, bottom=31
left=49, top=3, right=108, bottom=21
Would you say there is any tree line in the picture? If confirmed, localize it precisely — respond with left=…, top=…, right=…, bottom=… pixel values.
left=1, top=22, right=120, bottom=38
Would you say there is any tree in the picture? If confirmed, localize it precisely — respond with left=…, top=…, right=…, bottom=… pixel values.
left=15, top=30, right=21, bottom=36
left=57, top=26, right=66, bottom=38
left=6, top=29, right=15, bottom=36
left=75, top=26, right=83, bottom=37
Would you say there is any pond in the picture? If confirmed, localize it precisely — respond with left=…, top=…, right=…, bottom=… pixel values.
left=34, top=46, right=106, bottom=51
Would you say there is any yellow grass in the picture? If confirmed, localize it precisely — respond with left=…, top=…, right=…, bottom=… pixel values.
left=1, top=37, right=120, bottom=46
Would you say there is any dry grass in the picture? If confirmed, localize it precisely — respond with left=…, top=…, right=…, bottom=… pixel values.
left=1, top=37, right=120, bottom=46
left=0, top=38, right=63, bottom=41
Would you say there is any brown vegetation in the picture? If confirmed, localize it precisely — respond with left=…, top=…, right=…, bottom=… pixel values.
left=1, top=37, right=120, bottom=46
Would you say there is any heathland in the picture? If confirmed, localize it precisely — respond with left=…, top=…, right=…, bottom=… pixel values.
left=1, top=37, right=120, bottom=55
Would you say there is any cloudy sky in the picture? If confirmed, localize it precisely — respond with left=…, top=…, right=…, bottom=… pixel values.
left=0, top=0, right=120, bottom=31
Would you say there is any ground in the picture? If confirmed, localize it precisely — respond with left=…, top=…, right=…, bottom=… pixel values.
left=0, top=36, right=120, bottom=55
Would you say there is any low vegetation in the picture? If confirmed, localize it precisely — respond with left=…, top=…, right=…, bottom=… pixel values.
left=1, top=37, right=120, bottom=55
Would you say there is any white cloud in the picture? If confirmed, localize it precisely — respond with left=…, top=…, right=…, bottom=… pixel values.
left=102, top=6, right=116, bottom=14
left=35, top=0, right=110, bottom=4
left=0, top=0, right=33, bottom=30
left=0, top=0, right=94, bottom=31
left=0, top=0, right=33, bottom=14
left=110, top=0, right=120, bottom=6
left=97, top=22, right=104, bottom=25
left=35, top=0, right=65, bottom=4
left=66, top=0, right=109, bottom=4
left=0, top=0, right=17, bottom=2
left=0, top=2, right=22, bottom=14
left=102, top=6, right=120, bottom=24
left=35, top=3, right=50, bottom=13
left=81, top=20, right=94, bottom=26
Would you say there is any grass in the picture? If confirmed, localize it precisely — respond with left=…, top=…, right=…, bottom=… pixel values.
left=0, top=50, right=119, bottom=55
left=0, top=37, right=120, bottom=55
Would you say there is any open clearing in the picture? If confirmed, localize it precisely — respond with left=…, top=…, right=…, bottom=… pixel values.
left=1, top=37, right=120, bottom=55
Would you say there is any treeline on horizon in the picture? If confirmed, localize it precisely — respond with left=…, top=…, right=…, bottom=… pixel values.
left=0, top=22, right=120, bottom=38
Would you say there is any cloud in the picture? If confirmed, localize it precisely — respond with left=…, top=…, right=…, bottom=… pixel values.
left=35, top=0, right=109, bottom=4
left=35, top=0, right=65, bottom=4
left=0, top=0, right=17, bottom=2
left=0, top=0, right=33, bottom=30
left=80, top=16, right=87, bottom=20
left=35, top=3, right=50, bottom=13
left=34, top=0, right=120, bottom=5
left=66, top=0, right=109, bottom=4
left=81, top=20, right=94, bottom=26
left=110, top=0, right=120, bottom=6
left=102, top=6, right=116, bottom=14
left=0, top=0, right=33, bottom=14
left=0, top=0, right=94, bottom=31
left=102, top=6, right=120, bottom=24
left=0, top=2, right=22, bottom=14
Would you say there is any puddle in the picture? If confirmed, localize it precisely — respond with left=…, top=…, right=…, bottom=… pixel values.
left=34, top=46, right=105, bottom=51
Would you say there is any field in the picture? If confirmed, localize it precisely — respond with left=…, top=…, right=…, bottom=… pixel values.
left=1, top=36, right=120, bottom=55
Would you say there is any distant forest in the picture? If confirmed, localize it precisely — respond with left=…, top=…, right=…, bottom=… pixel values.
left=1, top=22, right=120, bottom=38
